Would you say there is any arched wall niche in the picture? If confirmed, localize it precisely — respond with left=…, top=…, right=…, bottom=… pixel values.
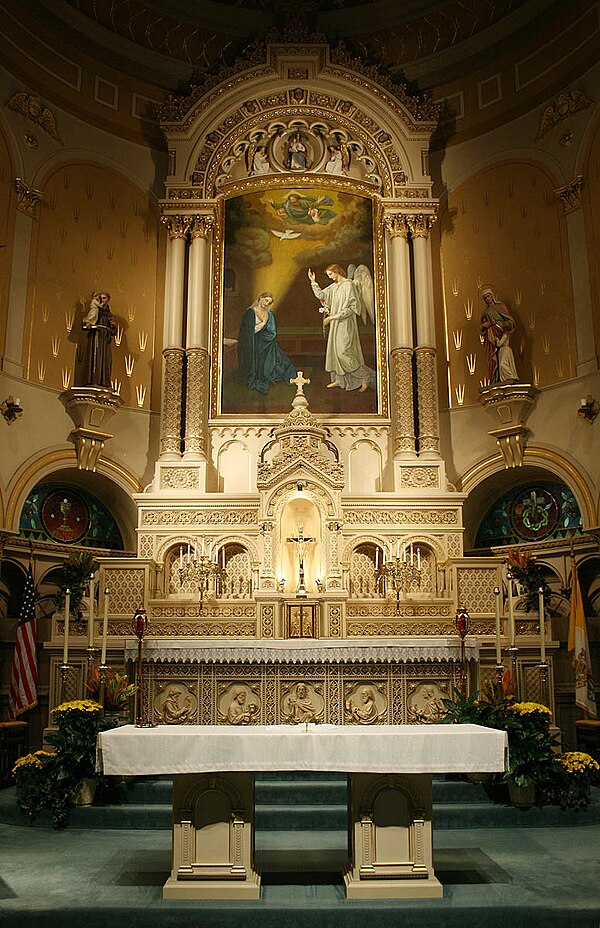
left=435, top=158, right=575, bottom=408
left=580, top=113, right=600, bottom=361
left=0, top=118, right=18, bottom=365
left=462, top=461, right=587, bottom=553
left=23, top=160, right=164, bottom=409
left=459, top=446, right=596, bottom=540
left=5, top=451, right=139, bottom=551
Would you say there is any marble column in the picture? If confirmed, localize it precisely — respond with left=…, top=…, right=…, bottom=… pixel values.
left=159, top=215, right=189, bottom=459
left=384, top=214, right=416, bottom=457
left=184, top=215, right=213, bottom=459
left=409, top=214, right=440, bottom=458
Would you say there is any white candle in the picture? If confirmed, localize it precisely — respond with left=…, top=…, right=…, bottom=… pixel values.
left=209, top=541, right=213, bottom=560
left=538, top=587, right=546, bottom=663
left=179, top=547, right=183, bottom=569
left=402, top=543, right=406, bottom=563
left=101, top=587, right=109, bottom=665
left=63, top=589, right=71, bottom=664
left=202, top=536, right=205, bottom=557
left=375, top=547, right=379, bottom=570
left=417, top=547, right=421, bottom=570
left=221, top=546, right=225, bottom=569
left=187, top=543, right=190, bottom=563
left=194, top=542, right=197, bottom=561
left=507, top=573, right=515, bottom=647
left=87, top=575, right=95, bottom=647
left=396, top=539, right=400, bottom=558
left=494, top=586, right=501, bottom=664
left=410, top=543, right=414, bottom=566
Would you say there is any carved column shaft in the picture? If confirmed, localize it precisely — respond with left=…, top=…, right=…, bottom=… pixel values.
left=160, top=348, right=185, bottom=457
left=415, top=347, right=440, bottom=456
left=184, top=347, right=209, bottom=457
left=391, top=347, right=416, bottom=455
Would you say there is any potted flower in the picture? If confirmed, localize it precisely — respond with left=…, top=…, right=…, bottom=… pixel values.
left=442, top=690, right=558, bottom=808
left=13, top=699, right=117, bottom=828
left=501, top=702, right=557, bottom=807
left=541, top=751, right=600, bottom=810
left=84, top=668, right=137, bottom=722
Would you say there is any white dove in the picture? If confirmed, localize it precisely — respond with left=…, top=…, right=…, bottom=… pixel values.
left=271, top=229, right=301, bottom=240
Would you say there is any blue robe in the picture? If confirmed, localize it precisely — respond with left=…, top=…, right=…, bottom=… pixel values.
left=236, top=307, right=296, bottom=394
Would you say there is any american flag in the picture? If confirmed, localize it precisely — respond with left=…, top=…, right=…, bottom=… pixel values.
left=8, top=566, right=38, bottom=718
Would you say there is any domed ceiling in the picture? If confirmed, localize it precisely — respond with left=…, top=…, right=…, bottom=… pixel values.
left=37, top=0, right=556, bottom=86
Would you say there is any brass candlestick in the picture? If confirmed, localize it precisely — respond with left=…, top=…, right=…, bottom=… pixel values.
left=59, top=662, right=71, bottom=704
left=538, top=661, right=550, bottom=709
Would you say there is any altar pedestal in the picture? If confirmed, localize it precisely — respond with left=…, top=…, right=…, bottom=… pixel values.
left=164, top=772, right=260, bottom=899
left=98, top=723, right=506, bottom=901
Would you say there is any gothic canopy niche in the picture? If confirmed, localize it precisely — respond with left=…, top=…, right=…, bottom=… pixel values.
left=158, top=38, right=440, bottom=420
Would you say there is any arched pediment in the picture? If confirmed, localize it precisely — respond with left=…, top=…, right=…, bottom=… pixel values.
left=160, top=41, right=439, bottom=201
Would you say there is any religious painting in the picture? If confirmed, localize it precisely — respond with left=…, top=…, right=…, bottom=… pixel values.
left=218, top=186, right=383, bottom=417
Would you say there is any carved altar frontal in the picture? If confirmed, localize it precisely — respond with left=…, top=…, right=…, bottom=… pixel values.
left=129, top=642, right=472, bottom=727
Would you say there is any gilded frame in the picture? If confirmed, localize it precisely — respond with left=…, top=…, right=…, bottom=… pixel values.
left=210, top=176, right=388, bottom=421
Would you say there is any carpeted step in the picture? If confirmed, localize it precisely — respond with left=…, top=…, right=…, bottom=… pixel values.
left=255, top=778, right=347, bottom=805
left=256, top=801, right=347, bottom=831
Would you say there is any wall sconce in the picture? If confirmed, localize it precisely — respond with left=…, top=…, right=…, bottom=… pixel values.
left=278, top=578, right=286, bottom=592
left=315, top=578, right=324, bottom=592
left=1, top=396, right=23, bottom=424
left=577, top=395, right=599, bottom=424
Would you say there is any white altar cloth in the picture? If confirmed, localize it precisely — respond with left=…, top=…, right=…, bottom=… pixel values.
left=123, top=635, right=479, bottom=664
left=98, top=723, right=507, bottom=777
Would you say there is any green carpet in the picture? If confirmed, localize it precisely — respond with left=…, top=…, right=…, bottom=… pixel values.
left=0, top=780, right=598, bottom=927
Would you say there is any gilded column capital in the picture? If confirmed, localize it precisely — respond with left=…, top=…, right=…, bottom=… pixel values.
left=383, top=213, right=410, bottom=239
left=405, top=213, right=437, bottom=239
left=189, top=215, right=215, bottom=239
left=161, top=214, right=192, bottom=240
left=15, top=177, right=43, bottom=218
left=555, top=175, right=583, bottom=215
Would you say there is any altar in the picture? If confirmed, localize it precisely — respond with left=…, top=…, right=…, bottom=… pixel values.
left=98, top=723, right=507, bottom=901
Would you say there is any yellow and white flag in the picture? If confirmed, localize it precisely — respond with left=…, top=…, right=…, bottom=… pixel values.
left=568, top=558, right=597, bottom=718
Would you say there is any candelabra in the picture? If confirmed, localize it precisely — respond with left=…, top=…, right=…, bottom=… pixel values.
left=178, top=543, right=226, bottom=611
left=376, top=545, right=422, bottom=613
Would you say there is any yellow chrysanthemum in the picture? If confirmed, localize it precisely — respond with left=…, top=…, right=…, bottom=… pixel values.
left=509, top=702, right=552, bottom=716
left=12, top=753, right=43, bottom=773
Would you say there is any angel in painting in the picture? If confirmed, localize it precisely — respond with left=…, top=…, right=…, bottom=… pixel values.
left=307, top=264, right=376, bottom=392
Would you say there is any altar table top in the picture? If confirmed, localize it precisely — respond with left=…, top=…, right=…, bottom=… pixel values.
left=98, top=723, right=507, bottom=777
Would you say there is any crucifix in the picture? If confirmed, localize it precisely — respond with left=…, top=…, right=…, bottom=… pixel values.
left=289, top=370, right=310, bottom=396
left=286, top=523, right=315, bottom=598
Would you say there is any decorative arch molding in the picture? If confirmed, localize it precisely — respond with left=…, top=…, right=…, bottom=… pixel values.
left=4, top=447, right=141, bottom=542
left=30, top=152, right=163, bottom=211
left=444, top=150, right=568, bottom=197
left=458, top=447, right=596, bottom=531
left=160, top=42, right=439, bottom=202
left=264, top=479, right=337, bottom=522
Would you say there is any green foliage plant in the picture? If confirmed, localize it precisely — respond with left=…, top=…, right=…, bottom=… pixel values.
left=54, top=553, right=99, bottom=619
left=12, top=699, right=116, bottom=828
